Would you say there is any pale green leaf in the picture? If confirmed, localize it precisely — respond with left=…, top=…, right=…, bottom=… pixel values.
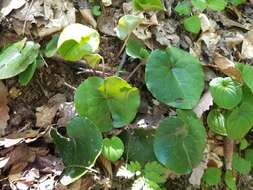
left=133, top=0, right=164, bottom=11
left=175, top=1, right=192, bottom=16
left=207, top=0, right=226, bottom=11
left=115, top=15, right=142, bottom=40
left=57, top=23, right=100, bottom=61
left=102, top=136, right=124, bottom=161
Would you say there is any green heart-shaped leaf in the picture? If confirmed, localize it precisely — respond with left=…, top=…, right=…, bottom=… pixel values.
left=154, top=110, right=206, bottom=173
left=51, top=116, right=102, bottom=185
left=126, top=35, right=149, bottom=59
left=74, top=76, right=140, bottom=131
left=210, top=77, right=242, bottom=109
left=207, top=109, right=227, bottom=136
left=145, top=47, right=204, bottom=109
left=102, top=136, right=124, bottom=161
left=207, top=0, right=226, bottom=11
left=57, top=23, right=100, bottom=61
left=0, top=38, right=39, bottom=80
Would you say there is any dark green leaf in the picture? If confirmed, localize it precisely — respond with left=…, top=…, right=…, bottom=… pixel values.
left=154, top=110, right=206, bottom=173
left=245, top=149, right=253, bottom=165
left=143, top=161, right=167, bottom=184
left=44, top=35, right=59, bottom=58
left=126, top=35, right=149, bottom=59
left=145, top=47, right=204, bottom=109
left=125, top=129, right=157, bottom=165
left=51, top=117, right=102, bottom=185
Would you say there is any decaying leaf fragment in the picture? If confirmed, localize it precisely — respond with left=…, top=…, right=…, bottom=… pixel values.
left=0, top=81, right=9, bottom=136
left=193, top=90, right=213, bottom=118
left=214, top=53, right=242, bottom=82
left=241, top=29, right=253, bottom=59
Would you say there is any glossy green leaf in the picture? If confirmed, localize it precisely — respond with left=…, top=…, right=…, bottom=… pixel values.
left=202, top=167, right=221, bottom=186
left=210, top=77, right=242, bottom=109
left=226, top=100, right=253, bottom=140
left=232, top=153, right=251, bottom=175
left=133, top=0, right=164, bottom=11
left=18, top=56, right=42, bottom=86
left=154, top=110, right=206, bottom=173
left=74, top=76, right=140, bottom=131
left=126, top=129, right=157, bottom=165
left=207, top=0, right=226, bottom=11
left=51, top=117, right=102, bottom=185
left=145, top=47, right=204, bottom=109
left=242, top=64, right=253, bottom=93
left=115, top=15, right=142, bottom=40
left=225, top=170, right=237, bottom=190
left=102, top=136, right=124, bottom=161
left=57, top=23, right=100, bottom=61
left=44, top=35, right=59, bottom=58
left=191, top=0, right=207, bottom=11
left=175, top=1, right=192, bottom=16
left=126, top=35, right=149, bottom=59
left=0, top=38, right=39, bottom=80
left=207, top=109, right=227, bottom=136
left=183, top=16, right=201, bottom=34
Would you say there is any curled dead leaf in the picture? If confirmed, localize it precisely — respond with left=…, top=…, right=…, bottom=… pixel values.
left=213, top=53, right=242, bottom=82
left=193, top=91, right=213, bottom=118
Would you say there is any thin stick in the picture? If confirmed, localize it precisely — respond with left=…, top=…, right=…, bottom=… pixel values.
left=224, top=137, right=234, bottom=170
left=22, top=0, right=34, bottom=35
left=126, top=61, right=144, bottom=81
left=115, top=34, right=130, bottom=61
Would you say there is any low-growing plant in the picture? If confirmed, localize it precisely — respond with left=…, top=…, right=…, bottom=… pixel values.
left=175, top=0, right=245, bottom=33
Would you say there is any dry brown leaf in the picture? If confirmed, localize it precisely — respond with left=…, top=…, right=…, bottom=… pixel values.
left=0, top=0, right=26, bottom=17
left=0, top=81, right=9, bottom=136
left=241, top=29, right=253, bottom=59
left=193, top=91, right=213, bottom=118
left=214, top=53, right=242, bottom=81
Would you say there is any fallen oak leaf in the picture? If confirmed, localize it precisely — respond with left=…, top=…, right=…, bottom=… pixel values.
left=213, top=53, right=242, bottom=82
left=241, top=29, right=253, bottom=59
left=193, top=91, right=213, bottom=118
left=0, top=81, right=10, bottom=136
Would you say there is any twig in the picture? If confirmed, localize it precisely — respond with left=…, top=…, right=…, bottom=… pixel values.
left=22, top=0, right=34, bottom=35
left=116, top=51, right=127, bottom=76
left=126, top=61, right=145, bottom=81
left=224, top=137, right=234, bottom=170
left=115, top=34, right=130, bottom=61
left=63, top=81, right=76, bottom=91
